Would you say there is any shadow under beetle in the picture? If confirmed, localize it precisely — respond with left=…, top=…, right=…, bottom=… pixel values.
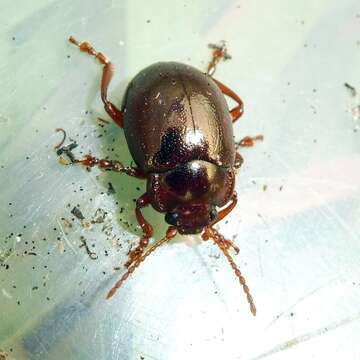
left=68, top=37, right=262, bottom=316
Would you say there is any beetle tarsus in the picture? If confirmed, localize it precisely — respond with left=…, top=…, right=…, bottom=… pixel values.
left=74, top=154, right=146, bottom=178
left=207, top=40, right=231, bottom=76
left=236, top=135, right=264, bottom=148
left=69, top=36, right=109, bottom=65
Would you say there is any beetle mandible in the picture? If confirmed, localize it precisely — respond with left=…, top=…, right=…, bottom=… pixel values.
left=68, top=37, right=261, bottom=316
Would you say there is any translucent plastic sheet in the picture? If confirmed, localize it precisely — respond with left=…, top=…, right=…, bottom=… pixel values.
left=1, top=1, right=360, bottom=359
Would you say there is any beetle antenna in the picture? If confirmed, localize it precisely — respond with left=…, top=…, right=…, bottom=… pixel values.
left=203, top=227, right=256, bottom=316
left=106, top=226, right=177, bottom=299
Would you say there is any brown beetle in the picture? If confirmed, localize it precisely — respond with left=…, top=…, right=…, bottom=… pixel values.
left=68, top=37, right=261, bottom=315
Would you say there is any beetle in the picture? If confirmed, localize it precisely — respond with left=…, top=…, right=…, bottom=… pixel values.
left=68, top=37, right=261, bottom=316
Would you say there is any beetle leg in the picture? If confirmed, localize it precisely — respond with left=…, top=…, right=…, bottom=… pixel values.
left=69, top=36, right=123, bottom=127
left=74, top=154, right=146, bottom=178
left=124, top=194, right=154, bottom=268
left=107, top=226, right=177, bottom=299
left=212, top=78, right=244, bottom=122
left=234, top=152, right=244, bottom=170
left=236, top=135, right=264, bottom=149
left=202, top=226, right=256, bottom=316
left=206, top=41, right=231, bottom=76
left=205, top=42, right=243, bottom=122
left=213, top=192, right=238, bottom=225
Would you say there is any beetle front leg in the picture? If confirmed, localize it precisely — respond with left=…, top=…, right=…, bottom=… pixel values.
left=69, top=36, right=123, bottom=127
left=74, top=154, right=146, bottom=178
left=214, top=192, right=238, bottom=225
left=124, top=193, right=154, bottom=268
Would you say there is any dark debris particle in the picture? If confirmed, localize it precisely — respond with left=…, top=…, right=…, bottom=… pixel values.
left=61, top=217, right=72, bottom=228
left=92, top=208, right=107, bottom=224
left=107, top=182, right=116, bottom=195
left=54, top=128, right=67, bottom=149
left=71, top=206, right=85, bottom=220
left=79, top=237, right=98, bottom=260
left=97, top=117, right=110, bottom=124
left=56, top=142, right=78, bottom=163
left=344, top=82, right=357, bottom=97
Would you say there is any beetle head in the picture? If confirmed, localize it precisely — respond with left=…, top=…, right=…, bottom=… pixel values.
left=149, top=160, right=234, bottom=234
left=165, top=202, right=217, bottom=234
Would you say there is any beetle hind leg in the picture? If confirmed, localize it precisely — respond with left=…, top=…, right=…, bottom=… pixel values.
left=68, top=36, right=123, bottom=127
left=206, top=41, right=231, bottom=76
left=212, top=78, right=244, bottom=122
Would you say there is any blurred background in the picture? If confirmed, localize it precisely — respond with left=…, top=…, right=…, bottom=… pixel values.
left=1, top=0, right=360, bottom=359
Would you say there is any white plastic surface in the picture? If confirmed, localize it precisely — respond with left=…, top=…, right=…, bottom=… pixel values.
left=1, top=1, right=360, bottom=359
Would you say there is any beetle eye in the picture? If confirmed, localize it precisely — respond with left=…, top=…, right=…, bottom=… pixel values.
left=209, top=207, right=217, bottom=221
left=165, top=212, right=179, bottom=226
